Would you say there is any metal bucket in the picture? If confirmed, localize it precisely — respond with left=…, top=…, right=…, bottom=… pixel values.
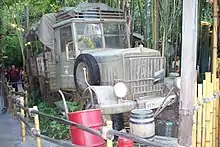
left=129, top=109, right=155, bottom=140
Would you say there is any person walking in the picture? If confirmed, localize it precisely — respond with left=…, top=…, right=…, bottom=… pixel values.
left=9, top=65, right=20, bottom=92
left=172, top=55, right=180, bottom=73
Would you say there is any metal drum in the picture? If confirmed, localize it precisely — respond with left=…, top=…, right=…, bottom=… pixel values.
left=68, top=109, right=105, bottom=147
left=129, top=109, right=155, bottom=140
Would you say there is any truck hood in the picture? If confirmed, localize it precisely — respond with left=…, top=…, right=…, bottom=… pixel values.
left=82, top=47, right=161, bottom=62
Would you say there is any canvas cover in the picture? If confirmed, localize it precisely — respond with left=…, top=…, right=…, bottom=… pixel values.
left=25, top=2, right=122, bottom=51
left=25, top=13, right=56, bottom=50
left=58, top=2, right=122, bottom=13
left=36, top=13, right=56, bottom=50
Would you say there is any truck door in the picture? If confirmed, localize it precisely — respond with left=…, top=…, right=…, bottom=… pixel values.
left=55, top=24, right=76, bottom=90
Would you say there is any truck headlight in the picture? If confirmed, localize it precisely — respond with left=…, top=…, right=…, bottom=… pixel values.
left=113, top=82, right=128, bottom=98
left=173, top=77, right=181, bottom=90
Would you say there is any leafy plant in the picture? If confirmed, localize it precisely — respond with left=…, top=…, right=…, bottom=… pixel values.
left=28, top=92, right=80, bottom=140
left=3, top=35, right=22, bottom=67
left=66, top=101, right=80, bottom=112
left=38, top=101, right=71, bottom=139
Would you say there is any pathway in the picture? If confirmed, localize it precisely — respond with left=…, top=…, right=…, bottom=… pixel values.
left=0, top=83, right=63, bottom=147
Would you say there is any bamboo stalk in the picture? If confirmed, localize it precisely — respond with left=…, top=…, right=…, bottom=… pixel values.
left=153, top=0, right=158, bottom=49
left=8, top=91, right=12, bottom=112
left=209, top=82, right=214, bottom=147
left=213, top=0, right=219, bottom=145
left=25, top=91, right=29, bottom=122
left=212, top=74, right=217, bottom=147
left=33, top=106, right=42, bottom=147
left=202, top=80, right=207, bottom=147
left=197, top=84, right=203, bottom=147
left=20, top=97, right=25, bottom=142
left=106, top=121, right=113, bottom=147
left=192, top=81, right=197, bottom=147
left=216, top=78, right=219, bottom=147
left=205, top=72, right=211, bottom=147
left=212, top=0, right=218, bottom=75
left=12, top=88, right=17, bottom=118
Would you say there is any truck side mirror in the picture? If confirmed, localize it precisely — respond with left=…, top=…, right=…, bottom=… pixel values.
left=153, top=69, right=165, bottom=84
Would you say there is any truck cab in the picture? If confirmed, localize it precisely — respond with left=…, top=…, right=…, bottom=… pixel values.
left=52, top=2, right=178, bottom=115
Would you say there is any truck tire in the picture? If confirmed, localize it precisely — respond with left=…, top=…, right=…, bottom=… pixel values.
left=74, top=54, right=100, bottom=95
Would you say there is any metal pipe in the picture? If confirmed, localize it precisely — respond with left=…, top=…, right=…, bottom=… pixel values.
left=154, top=87, right=174, bottom=117
left=58, top=90, right=69, bottom=119
left=99, top=95, right=176, bottom=114
left=16, top=113, right=83, bottom=147
left=9, top=81, right=25, bottom=84
left=83, top=68, right=94, bottom=107
left=30, top=109, right=103, bottom=138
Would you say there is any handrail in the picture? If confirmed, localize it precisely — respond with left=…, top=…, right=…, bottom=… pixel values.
left=16, top=113, right=83, bottom=147
left=6, top=82, right=169, bottom=147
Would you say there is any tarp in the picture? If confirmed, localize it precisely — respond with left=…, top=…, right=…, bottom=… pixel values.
left=25, top=2, right=122, bottom=51
left=71, top=2, right=122, bottom=12
left=58, top=2, right=122, bottom=13
left=25, top=13, right=56, bottom=51
left=36, top=13, right=56, bottom=50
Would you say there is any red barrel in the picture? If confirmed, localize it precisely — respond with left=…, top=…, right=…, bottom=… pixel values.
left=118, top=137, right=134, bottom=147
left=68, top=109, right=105, bottom=147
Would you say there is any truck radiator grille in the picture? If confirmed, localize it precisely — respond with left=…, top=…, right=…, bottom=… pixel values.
left=124, top=57, right=165, bottom=99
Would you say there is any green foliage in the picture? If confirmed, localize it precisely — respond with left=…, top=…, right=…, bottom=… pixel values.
left=38, top=102, right=71, bottom=139
left=3, top=35, right=22, bottom=67
left=28, top=93, right=80, bottom=139
left=201, top=3, right=213, bottom=23
left=66, top=101, right=80, bottom=112
left=29, top=41, right=44, bottom=55
left=1, top=0, right=87, bottom=67
left=0, top=0, right=215, bottom=69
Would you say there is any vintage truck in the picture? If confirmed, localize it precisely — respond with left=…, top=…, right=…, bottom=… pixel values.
left=26, top=2, right=180, bottom=130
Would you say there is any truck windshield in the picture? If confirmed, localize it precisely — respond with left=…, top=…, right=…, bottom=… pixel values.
left=75, top=22, right=128, bottom=50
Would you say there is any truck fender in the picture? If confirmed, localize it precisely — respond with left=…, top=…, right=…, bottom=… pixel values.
left=83, top=86, right=118, bottom=105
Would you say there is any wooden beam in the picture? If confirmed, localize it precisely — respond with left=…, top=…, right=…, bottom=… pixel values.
left=178, top=0, right=198, bottom=146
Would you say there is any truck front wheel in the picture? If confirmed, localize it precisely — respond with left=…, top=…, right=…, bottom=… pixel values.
left=74, top=54, right=100, bottom=96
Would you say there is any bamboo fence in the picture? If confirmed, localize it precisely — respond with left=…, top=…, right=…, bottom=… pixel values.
left=192, top=72, right=220, bottom=147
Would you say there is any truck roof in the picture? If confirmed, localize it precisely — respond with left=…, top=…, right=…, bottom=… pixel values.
left=25, top=3, right=126, bottom=50
left=55, top=2, right=125, bottom=27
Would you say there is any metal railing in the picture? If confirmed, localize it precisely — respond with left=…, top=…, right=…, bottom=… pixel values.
left=5, top=82, right=167, bottom=147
